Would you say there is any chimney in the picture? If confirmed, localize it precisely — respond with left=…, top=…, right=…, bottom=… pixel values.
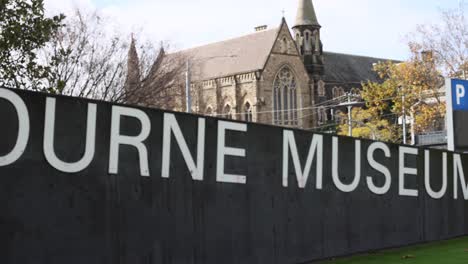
left=255, top=25, right=268, bottom=32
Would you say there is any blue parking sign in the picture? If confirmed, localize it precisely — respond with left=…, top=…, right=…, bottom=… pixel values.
left=447, top=78, right=468, bottom=151
left=451, top=79, right=468, bottom=111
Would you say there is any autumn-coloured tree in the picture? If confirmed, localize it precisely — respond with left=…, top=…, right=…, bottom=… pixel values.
left=340, top=5, right=466, bottom=143
left=338, top=51, right=445, bottom=143
left=338, top=107, right=397, bottom=142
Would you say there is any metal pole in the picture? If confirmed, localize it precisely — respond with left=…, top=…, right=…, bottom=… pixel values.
left=347, top=93, right=352, bottom=137
left=410, top=112, right=415, bottom=145
left=402, top=93, right=407, bottom=144
left=185, top=60, right=192, bottom=113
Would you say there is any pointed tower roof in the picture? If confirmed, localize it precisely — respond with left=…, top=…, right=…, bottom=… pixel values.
left=294, top=0, right=320, bottom=28
left=127, top=35, right=140, bottom=72
left=125, top=34, right=141, bottom=94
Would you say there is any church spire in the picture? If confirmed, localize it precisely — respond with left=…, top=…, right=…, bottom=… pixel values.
left=125, top=34, right=141, bottom=99
left=292, top=0, right=324, bottom=97
left=294, top=0, right=320, bottom=28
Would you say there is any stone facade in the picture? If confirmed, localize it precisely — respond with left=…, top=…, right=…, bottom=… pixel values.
left=256, top=21, right=312, bottom=127
left=126, top=0, right=392, bottom=130
left=186, top=20, right=313, bottom=129
left=191, top=72, right=259, bottom=120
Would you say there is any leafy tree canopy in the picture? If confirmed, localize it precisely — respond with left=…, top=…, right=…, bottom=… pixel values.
left=338, top=52, right=445, bottom=143
left=0, top=0, right=64, bottom=91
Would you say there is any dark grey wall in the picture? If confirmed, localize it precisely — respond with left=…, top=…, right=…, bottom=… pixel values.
left=0, top=88, right=467, bottom=264
left=453, top=111, right=468, bottom=151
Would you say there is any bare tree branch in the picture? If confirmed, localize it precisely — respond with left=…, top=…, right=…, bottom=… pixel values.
left=407, top=5, right=468, bottom=78
left=36, top=7, right=186, bottom=109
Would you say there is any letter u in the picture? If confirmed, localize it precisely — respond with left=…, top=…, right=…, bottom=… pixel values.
left=332, top=137, right=361, bottom=192
left=43, top=97, right=97, bottom=173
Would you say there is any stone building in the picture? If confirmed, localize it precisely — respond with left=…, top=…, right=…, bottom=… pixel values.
left=127, top=0, right=392, bottom=129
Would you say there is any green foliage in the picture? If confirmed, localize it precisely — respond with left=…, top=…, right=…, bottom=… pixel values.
left=319, top=236, right=468, bottom=264
left=0, top=0, right=64, bottom=90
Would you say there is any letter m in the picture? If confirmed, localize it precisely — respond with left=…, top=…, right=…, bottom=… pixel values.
left=283, top=130, right=323, bottom=189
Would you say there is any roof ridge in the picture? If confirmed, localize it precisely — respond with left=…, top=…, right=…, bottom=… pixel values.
left=324, top=51, right=401, bottom=61
left=169, top=27, right=280, bottom=55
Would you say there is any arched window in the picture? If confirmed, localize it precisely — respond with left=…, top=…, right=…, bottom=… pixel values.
left=303, top=30, right=312, bottom=52
left=339, top=87, right=345, bottom=97
left=317, top=80, right=326, bottom=97
left=223, top=104, right=232, bottom=119
left=206, top=106, right=213, bottom=116
left=333, top=86, right=345, bottom=98
left=273, top=66, right=298, bottom=126
left=318, top=107, right=328, bottom=125
left=244, top=102, right=253, bottom=122
left=281, top=37, right=289, bottom=53
left=350, top=88, right=360, bottom=96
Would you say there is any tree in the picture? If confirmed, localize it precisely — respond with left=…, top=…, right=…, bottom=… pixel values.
left=408, top=4, right=467, bottom=79
left=125, top=42, right=187, bottom=109
left=0, top=0, right=64, bottom=90
left=38, top=8, right=187, bottom=108
left=337, top=4, right=464, bottom=143
left=338, top=107, right=397, bottom=142
left=338, top=52, right=445, bottom=143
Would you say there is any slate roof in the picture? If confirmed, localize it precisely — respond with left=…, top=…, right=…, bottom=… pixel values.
left=166, top=27, right=280, bottom=81
left=322, top=52, right=393, bottom=86
left=164, top=27, right=395, bottom=86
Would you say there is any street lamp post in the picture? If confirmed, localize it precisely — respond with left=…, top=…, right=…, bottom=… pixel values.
left=338, top=93, right=363, bottom=137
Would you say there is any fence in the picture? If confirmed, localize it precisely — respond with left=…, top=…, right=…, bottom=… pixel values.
left=0, top=87, right=467, bottom=264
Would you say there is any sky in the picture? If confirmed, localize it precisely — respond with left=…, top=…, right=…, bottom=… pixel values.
left=44, top=0, right=465, bottom=61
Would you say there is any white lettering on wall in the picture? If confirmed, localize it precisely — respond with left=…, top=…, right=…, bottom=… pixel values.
left=453, top=154, right=468, bottom=200
left=161, top=113, right=205, bottom=181
left=424, top=150, right=447, bottom=199
left=108, top=106, right=151, bottom=176
left=366, top=142, right=391, bottom=195
left=399, top=147, right=419, bottom=197
left=456, top=84, right=465, bottom=105
left=282, top=131, right=323, bottom=189
left=216, top=121, right=247, bottom=184
left=43, top=98, right=97, bottom=173
left=332, top=137, right=361, bottom=192
left=0, top=89, right=30, bottom=166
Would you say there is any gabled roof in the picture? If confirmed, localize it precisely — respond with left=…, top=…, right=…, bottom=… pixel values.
left=160, top=23, right=397, bottom=87
left=322, top=52, right=395, bottom=86
left=166, top=27, right=280, bottom=81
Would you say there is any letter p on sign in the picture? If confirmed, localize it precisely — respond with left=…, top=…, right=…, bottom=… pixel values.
left=456, top=84, right=465, bottom=106
left=450, top=79, right=468, bottom=111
